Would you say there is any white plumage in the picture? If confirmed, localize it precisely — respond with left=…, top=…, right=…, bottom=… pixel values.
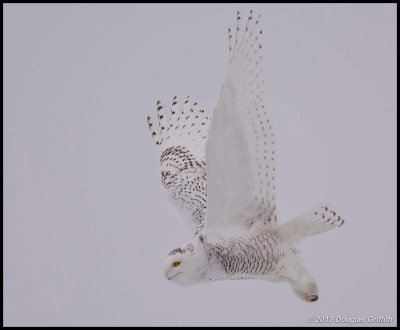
left=147, top=10, right=344, bottom=302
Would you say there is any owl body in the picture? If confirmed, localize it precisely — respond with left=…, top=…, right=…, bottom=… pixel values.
left=148, top=11, right=344, bottom=302
left=207, top=229, right=292, bottom=281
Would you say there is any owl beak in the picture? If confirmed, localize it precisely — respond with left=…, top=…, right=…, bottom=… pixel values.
left=165, top=270, right=170, bottom=280
left=165, top=268, right=174, bottom=280
left=166, top=271, right=180, bottom=281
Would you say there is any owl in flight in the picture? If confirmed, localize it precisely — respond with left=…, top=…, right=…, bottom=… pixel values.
left=147, top=11, right=344, bottom=302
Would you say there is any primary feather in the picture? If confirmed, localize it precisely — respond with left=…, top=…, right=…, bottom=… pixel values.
left=205, top=10, right=277, bottom=239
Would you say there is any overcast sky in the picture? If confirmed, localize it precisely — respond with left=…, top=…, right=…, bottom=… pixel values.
left=4, top=3, right=397, bottom=326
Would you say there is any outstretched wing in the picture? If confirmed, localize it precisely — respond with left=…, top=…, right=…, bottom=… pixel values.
left=147, top=97, right=211, bottom=236
left=205, top=11, right=277, bottom=238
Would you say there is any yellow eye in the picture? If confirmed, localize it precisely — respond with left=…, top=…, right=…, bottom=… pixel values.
left=173, top=261, right=181, bottom=267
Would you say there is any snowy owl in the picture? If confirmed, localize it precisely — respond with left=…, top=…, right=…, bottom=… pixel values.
left=146, top=10, right=344, bottom=302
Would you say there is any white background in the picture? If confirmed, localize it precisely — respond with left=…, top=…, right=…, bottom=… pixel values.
left=4, top=3, right=397, bottom=326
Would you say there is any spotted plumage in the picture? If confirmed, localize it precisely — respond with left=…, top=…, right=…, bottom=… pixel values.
left=147, top=96, right=210, bottom=235
left=147, top=10, right=345, bottom=302
left=208, top=229, right=287, bottom=279
left=168, top=243, right=194, bottom=256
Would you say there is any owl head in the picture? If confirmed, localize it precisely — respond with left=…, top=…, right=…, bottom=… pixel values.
left=164, top=238, right=209, bottom=286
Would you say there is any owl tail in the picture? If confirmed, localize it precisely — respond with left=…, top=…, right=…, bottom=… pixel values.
left=278, top=203, right=345, bottom=244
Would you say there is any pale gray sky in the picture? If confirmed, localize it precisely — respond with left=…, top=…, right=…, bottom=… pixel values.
left=4, top=3, right=397, bottom=326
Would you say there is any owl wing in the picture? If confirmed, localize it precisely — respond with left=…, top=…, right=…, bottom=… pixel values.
left=147, top=97, right=211, bottom=236
left=205, top=11, right=277, bottom=239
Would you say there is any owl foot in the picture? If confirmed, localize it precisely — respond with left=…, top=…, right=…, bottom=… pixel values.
left=293, top=283, right=319, bottom=303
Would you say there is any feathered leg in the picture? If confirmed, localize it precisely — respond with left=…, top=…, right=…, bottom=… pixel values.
left=280, top=257, right=319, bottom=303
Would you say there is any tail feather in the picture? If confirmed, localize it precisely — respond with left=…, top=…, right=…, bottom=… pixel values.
left=278, top=203, right=345, bottom=243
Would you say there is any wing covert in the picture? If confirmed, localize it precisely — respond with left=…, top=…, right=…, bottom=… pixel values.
left=147, top=97, right=211, bottom=236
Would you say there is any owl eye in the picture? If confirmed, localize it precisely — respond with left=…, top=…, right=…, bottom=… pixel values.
left=173, top=261, right=181, bottom=267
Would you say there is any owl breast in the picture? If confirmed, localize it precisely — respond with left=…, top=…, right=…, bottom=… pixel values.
left=209, top=230, right=293, bottom=278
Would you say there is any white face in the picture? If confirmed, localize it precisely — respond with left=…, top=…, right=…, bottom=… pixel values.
left=164, top=242, right=208, bottom=287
